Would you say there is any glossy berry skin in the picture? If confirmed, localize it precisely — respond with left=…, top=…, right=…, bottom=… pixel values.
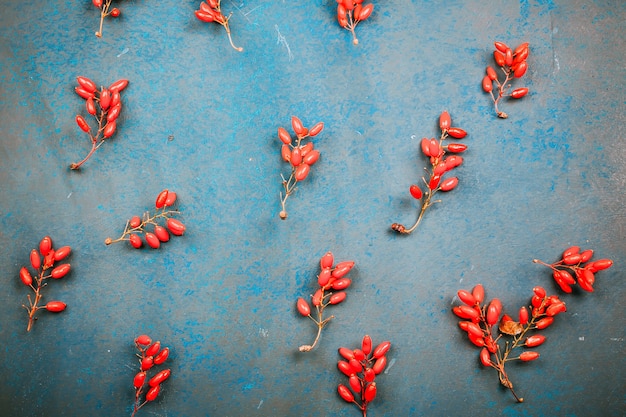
left=519, top=351, right=540, bottom=361
left=135, top=335, right=152, bottom=346
left=53, top=246, right=71, bottom=261
left=51, top=264, right=71, bottom=279
left=20, top=267, right=33, bottom=286
left=146, top=341, right=161, bottom=357
left=166, top=218, right=186, bottom=236
left=145, top=385, right=160, bottom=401
left=155, top=190, right=169, bottom=209
left=149, top=369, right=171, bottom=387
left=45, top=301, right=66, bottom=312
left=145, top=233, right=160, bottom=249
left=129, top=234, right=142, bottom=249
left=133, top=372, right=146, bottom=388
left=337, top=384, right=354, bottom=403
left=296, top=298, right=311, bottom=316
left=154, top=347, right=169, bottom=365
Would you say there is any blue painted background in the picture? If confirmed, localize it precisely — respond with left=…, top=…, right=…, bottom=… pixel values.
left=0, top=0, right=624, bottom=416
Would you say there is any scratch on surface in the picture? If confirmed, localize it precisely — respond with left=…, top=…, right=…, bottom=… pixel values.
left=117, top=47, right=129, bottom=58
left=257, top=400, right=264, bottom=409
left=67, top=192, right=72, bottom=198
left=549, top=11, right=560, bottom=75
left=275, top=25, right=294, bottom=61
left=228, top=1, right=255, bottom=23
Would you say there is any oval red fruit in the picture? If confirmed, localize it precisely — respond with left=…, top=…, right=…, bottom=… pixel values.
left=373, top=341, right=391, bottom=358
left=110, top=7, right=120, bottom=17
left=318, top=268, right=331, bottom=287
left=587, top=259, right=613, bottom=272
left=428, top=175, right=441, bottom=190
left=510, top=88, right=529, bottom=99
left=337, top=384, right=354, bottom=403
left=291, top=116, right=306, bottom=137
left=39, top=236, right=52, bottom=256
left=535, top=317, right=554, bottom=329
left=525, top=335, right=546, bottom=347
left=480, top=348, right=491, bottom=366
left=53, top=246, right=71, bottom=262
left=349, top=375, right=361, bottom=393
left=195, top=10, right=214, bottom=22
left=320, top=252, right=334, bottom=269
left=294, top=163, right=310, bottom=181
left=440, top=177, right=459, bottom=191
left=107, top=104, right=121, bottom=123
left=519, top=351, right=540, bottom=361
left=30, top=249, right=41, bottom=270
left=149, top=369, right=171, bottom=387
left=362, top=335, right=372, bottom=355
left=312, top=289, right=323, bottom=306
left=331, top=278, right=352, bottom=290
left=472, top=284, right=484, bottom=303
left=308, top=122, right=324, bottom=137
left=129, top=216, right=142, bottom=228
left=482, top=75, right=493, bottom=93
left=303, top=150, right=320, bottom=166
left=372, top=355, right=387, bottom=374
left=329, top=292, right=346, bottom=305
left=20, top=267, right=33, bottom=286
left=109, top=79, right=129, bottom=92
left=337, top=361, right=354, bottom=377
left=133, top=371, right=146, bottom=388
left=166, top=218, right=186, bottom=236
left=141, top=356, right=154, bottom=371
left=129, top=234, right=143, bottom=249
left=296, top=297, right=311, bottom=316
left=154, top=347, right=169, bottom=365
left=45, top=301, right=66, bottom=312
left=513, top=61, right=528, bottom=78
left=103, top=121, right=116, bottom=138
left=493, top=50, right=506, bottom=67
left=278, top=127, right=291, bottom=144
left=457, top=290, right=476, bottom=306
left=486, top=304, right=499, bottom=326
left=146, top=341, right=161, bottom=357
left=439, top=111, right=451, bottom=131
left=421, top=138, right=432, bottom=156
left=409, top=184, right=423, bottom=199
left=154, top=226, right=170, bottom=242
left=155, top=190, right=169, bottom=209
left=428, top=139, right=440, bottom=158
left=75, top=87, right=95, bottom=99
left=164, top=191, right=177, bottom=207
left=135, top=335, right=152, bottom=346
left=358, top=3, right=373, bottom=20
left=51, top=264, right=71, bottom=279
left=145, top=233, right=160, bottom=249
left=364, top=382, right=377, bottom=402
left=145, top=384, right=160, bottom=401
left=533, top=286, right=546, bottom=298
left=76, top=115, right=91, bottom=133
left=332, top=261, right=354, bottom=278
left=518, top=306, right=529, bottom=325
left=77, top=76, right=97, bottom=93
left=494, top=41, right=509, bottom=53
left=446, top=143, right=467, bottom=153
left=447, top=127, right=467, bottom=139
left=486, top=66, right=497, bottom=81
left=99, top=89, right=111, bottom=110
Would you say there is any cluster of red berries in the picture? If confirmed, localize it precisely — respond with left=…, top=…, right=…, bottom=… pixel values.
left=131, top=335, right=171, bottom=417
left=482, top=41, right=530, bottom=118
left=335, top=0, right=374, bottom=45
left=105, top=190, right=186, bottom=249
left=453, top=284, right=566, bottom=403
left=296, top=251, right=355, bottom=352
left=336, top=336, right=391, bottom=416
left=71, top=76, right=129, bottom=170
left=533, top=245, right=613, bottom=293
left=19, top=236, right=72, bottom=332
left=277, top=116, right=324, bottom=220
left=194, top=0, right=243, bottom=51
left=92, top=0, right=121, bottom=38
left=391, top=111, right=467, bottom=235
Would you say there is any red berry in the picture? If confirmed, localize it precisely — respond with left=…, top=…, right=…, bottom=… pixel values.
left=30, top=249, right=41, bottom=270
left=519, top=306, right=529, bottom=325
left=372, top=341, right=391, bottom=358
left=338, top=347, right=354, bottom=361
left=358, top=3, right=374, bottom=20
left=278, top=127, right=292, bottom=144
left=135, top=335, right=152, bottom=346
left=372, top=355, right=387, bottom=374
left=75, top=86, right=95, bottom=99
left=291, top=116, right=306, bottom=137
left=337, top=384, right=354, bottom=403
left=141, top=356, right=154, bottom=371
left=428, top=139, right=440, bottom=158
left=154, top=347, right=170, bottom=365
left=296, top=298, right=311, bottom=316
left=51, top=264, right=71, bottom=279
left=535, top=317, right=554, bottom=329
left=446, top=143, right=467, bottom=153
left=579, top=249, right=593, bottom=263
left=440, top=177, right=459, bottom=191
left=519, top=351, right=540, bottom=362
left=110, top=7, right=120, bottom=17
left=364, top=382, right=377, bottom=402
left=129, top=234, right=143, bottom=249
left=428, top=175, right=441, bottom=190
left=482, top=75, right=493, bottom=93
left=45, top=301, right=66, bottom=312
left=290, top=148, right=302, bottom=167
left=149, top=369, right=171, bottom=387
left=457, top=290, right=476, bottom=306
left=108, top=79, right=129, bottom=93
left=107, top=104, right=121, bottom=123
left=294, top=163, right=310, bottom=181
left=100, top=88, right=111, bottom=110
left=439, top=111, right=451, bottom=131
left=361, top=335, right=372, bottom=355
left=19, top=267, right=33, bottom=286
left=329, top=292, right=346, bottom=305
left=409, top=184, right=423, bottom=199
left=39, top=236, right=53, bottom=256
left=447, top=127, right=467, bottom=139
left=129, top=216, right=142, bottom=228
left=155, top=190, right=169, bottom=209
left=195, top=10, right=215, bottom=22
left=332, top=261, right=354, bottom=278
left=421, top=138, right=432, bottom=156
left=480, top=348, right=491, bottom=366
left=303, top=150, right=320, bottom=166
left=494, top=41, right=509, bottom=53
left=145, top=384, right=160, bottom=401
left=562, top=246, right=580, bottom=258
left=587, top=259, right=613, bottom=272
left=145, top=233, right=160, bottom=249
left=510, top=88, right=529, bottom=99
left=53, top=246, right=71, bottom=261
left=166, top=218, right=186, bottom=236
left=146, top=341, right=161, bottom=357
left=164, top=191, right=177, bottom=207
left=77, top=76, right=97, bottom=93
left=349, top=375, right=361, bottom=393
left=486, top=66, right=497, bottom=81
left=318, top=268, right=331, bottom=287
left=103, top=121, right=116, bottom=138
left=331, top=278, right=351, bottom=290
left=472, top=284, right=484, bottom=303
left=533, top=286, right=546, bottom=298
left=312, top=289, right=323, bottom=306
left=154, top=226, right=170, bottom=242
left=308, top=122, right=324, bottom=137
left=337, top=361, right=354, bottom=377
left=513, top=61, right=527, bottom=78
left=525, top=335, right=546, bottom=347
left=133, top=371, right=146, bottom=388
left=320, top=252, right=334, bottom=269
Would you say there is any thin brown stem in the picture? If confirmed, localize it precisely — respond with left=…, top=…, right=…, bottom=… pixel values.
left=105, top=210, right=179, bottom=245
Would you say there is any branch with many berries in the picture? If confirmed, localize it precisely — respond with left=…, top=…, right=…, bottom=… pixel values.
left=296, top=251, right=355, bottom=352
left=20, top=236, right=72, bottom=332
left=131, top=335, right=171, bottom=417
left=335, top=0, right=374, bottom=45
left=91, top=0, right=121, bottom=38
left=391, top=111, right=467, bottom=235
left=194, top=0, right=243, bottom=51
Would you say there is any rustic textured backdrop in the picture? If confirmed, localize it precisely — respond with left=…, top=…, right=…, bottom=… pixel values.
left=0, top=0, right=624, bottom=416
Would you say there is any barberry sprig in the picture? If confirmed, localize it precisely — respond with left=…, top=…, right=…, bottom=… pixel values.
left=20, top=236, right=72, bottom=332
left=194, top=0, right=243, bottom=51
left=391, top=111, right=467, bottom=235
left=335, top=0, right=374, bottom=45
left=482, top=41, right=530, bottom=118
left=277, top=116, right=324, bottom=220
left=453, top=284, right=567, bottom=402
left=91, top=0, right=122, bottom=38
left=71, top=76, right=129, bottom=170
left=105, top=190, right=186, bottom=249
left=296, top=251, right=355, bottom=352
left=533, top=245, right=613, bottom=293
left=336, top=336, right=391, bottom=416
left=131, top=335, right=171, bottom=417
